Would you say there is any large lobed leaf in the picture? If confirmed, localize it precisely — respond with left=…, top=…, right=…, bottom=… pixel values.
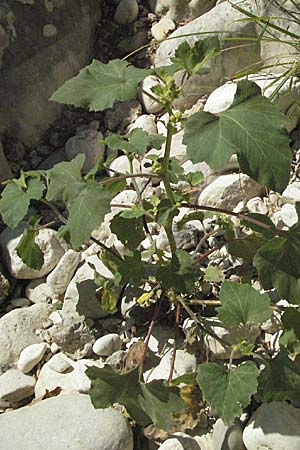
left=86, top=365, right=184, bottom=430
left=183, top=80, right=291, bottom=193
left=0, top=178, right=44, bottom=228
left=218, top=281, right=272, bottom=328
left=50, top=59, right=150, bottom=111
left=197, top=361, right=259, bottom=425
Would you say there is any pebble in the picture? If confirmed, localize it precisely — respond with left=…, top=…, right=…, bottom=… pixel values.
left=65, top=130, right=105, bottom=174
left=146, top=349, right=197, bottom=382
left=128, top=114, right=158, bottom=134
left=212, top=418, right=246, bottom=450
left=114, top=0, right=139, bottom=25
left=0, top=369, right=35, bottom=403
left=46, top=249, right=81, bottom=296
left=280, top=203, right=298, bottom=227
left=159, top=433, right=201, bottom=450
left=282, top=182, right=300, bottom=203
left=0, top=393, right=134, bottom=450
left=246, top=197, right=268, bottom=215
left=151, top=17, right=176, bottom=41
left=140, top=75, right=164, bottom=114
left=18, top=343, right=48, bottom=373
left=93, top=334, right=123, bottom=357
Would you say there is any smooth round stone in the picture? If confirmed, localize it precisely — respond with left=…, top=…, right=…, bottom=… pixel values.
left=92, top=334, right=122, bottom=357
left=18, top=343, right=48, bottom=373
left=114, top=0, right=138, bottom=24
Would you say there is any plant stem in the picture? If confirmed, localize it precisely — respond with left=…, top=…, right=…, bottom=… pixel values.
left=40, top=199, right=67, bottom=224
left=162, top=123, right=176, bottom=206
left=167, top=302, right=181, bottom=384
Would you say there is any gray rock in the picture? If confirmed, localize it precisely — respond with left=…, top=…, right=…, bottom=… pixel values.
left=212, top=418, right=246, bottom=450
left=0, top=1, right=103, bottom=147
left=105, top=100, right=142, bottom=132
left=140, top=76, right=164, bottom=114
left=65, top=130, right=105, bottom=174
left=93, top=334, right=122, bottom=357
left=37, top=148, right=67, bottom=170
left=0, top=303, right=51, bottom=374
left=105, top=350, right=126, bottom=371
left=114, top=0, right=139, bottom=25
left=0, top=369, right=35, bottom=403
left=0, top=393, right=133, bottom=450
left=46, top=249, right=81, bottom=296
left=243, top=401, right=300, bottom=450
left=146, top=349, right=197, bottom=382
left=0, top=225, right=65, bottom=279
left=198, top=174, right=261, bottom=210
left=0, top=140, right=12, bottom=182
left=48, top=311, right=95, bottom=359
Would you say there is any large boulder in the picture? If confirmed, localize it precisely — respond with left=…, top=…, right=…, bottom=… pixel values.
left=0, top=0, right=103, bottom=147
left=0, top=393, right=134, bottom=450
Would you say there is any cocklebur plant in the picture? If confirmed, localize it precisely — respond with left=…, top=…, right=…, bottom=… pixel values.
left=0, top=36, right=300, bottom=430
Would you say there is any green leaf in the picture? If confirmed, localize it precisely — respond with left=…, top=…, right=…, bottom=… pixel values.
left=121, top=202, right=150, bottom=219
left=156, top=249, right=195, bottom=293
left=46, top=154, right=85, bottom=205
left=106, top=129, right=165, bottom=157
left=66, top=180, right=110, bottom=248
left=0, top=178, right=44, bottom=228
left=87, top=366, right=151, bottom=426
left=171, top=37, right=220, bottom=76
left=116, top=250, right=144, bottom=285
left=218, top=281, right=272, bottom=327
left=197, top=361, right=259, bottom=425
left=16, top=217, right=44, bottom=270
left=183, top=80, right=291, bottom=192
left=258, top=350, right=300, bottom=402
left=228, top=233, right=267, bottom=263
left=280, top=309, right=300, bottom=353
left=203, top=266, right=225, bottom=283
left=50, top=59, right=150, bottom=111
left=110, top=214, right=145, bottom=250
left=139, top=381, right=185, bottom=430
left=156, top=198, right=179, bottom=226
left=171, top=372, right=197, bottom=386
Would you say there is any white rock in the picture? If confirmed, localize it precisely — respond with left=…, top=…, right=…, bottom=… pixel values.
left=150, top=0, right=215, bottom=21
left=243, top=401, right=300, bottom=450
left=0, top=304, right=51, bottom=374
left=246, top=197, right=268, bottom=215
left=111, top=189, right=138, bottom=212
left=204, top=82, right=237, bottom=114
left=65, top=130, right=105, bottom=174
left=164, top=130, right=187, bottom=164
left=159, top=434, right=201, bottom=450
left=151, top=17, right=176, bottom=41
left=93, top=334, right=122, bottom=357
left=62, top=254, right=113, bottom=320
left=46, top=249, right=81, bottom=295
left=114, top=0, right=139, bottom=24
left=0, top=369, right=35, bottom=403
left=128, top=114, right=157, bottom=135
left=213, top=418, right=246, bottom=450
left=282, top=182, right=300, bottom=203
left=108, top=155, right=141, bottom=179
left=146, top=349, right=197, bottom=382
left=194, top=433, right=214, bottom=450
left=49, top=310, right=62, bottom=325
left=35, top=353, right=104, bottom=398
left=0, top=225, right=65, bottom=279
left=18, top=343, right=48, bottom=373
left=198, top=174, right=261, bottom=210
left=26, top=278, right=57, bottom=304
left=0, top=393, right=134, bottom=450
left=280, top=203, right=298, bottom=228
left=140, top=75, right=164, bottom=114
